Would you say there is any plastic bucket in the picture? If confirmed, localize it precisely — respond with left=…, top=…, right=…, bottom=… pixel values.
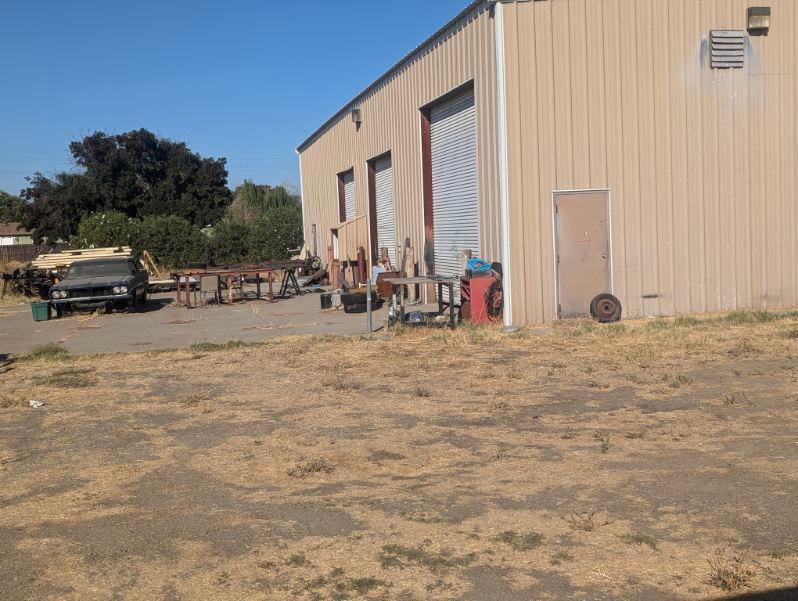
left=31, top=302, right=51, bottom=322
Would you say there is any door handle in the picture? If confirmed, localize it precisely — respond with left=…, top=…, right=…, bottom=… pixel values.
left=601, top=253, right=607, bottom=260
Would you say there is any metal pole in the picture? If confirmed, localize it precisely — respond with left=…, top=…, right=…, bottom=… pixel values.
left=366, top=277, right=373, bottom=333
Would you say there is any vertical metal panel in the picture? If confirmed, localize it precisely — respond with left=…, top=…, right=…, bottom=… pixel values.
left=430, top=88, right=479, bottom=281
left=373, top=154, right=397, bottom=266
left=503, top=0, right=797, bottom=323
left=298, top=5, right=499, bottom=282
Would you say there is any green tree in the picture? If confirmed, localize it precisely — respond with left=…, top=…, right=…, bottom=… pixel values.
left=265, top=186, right=298, bottom=211
left=75, top=211, right=138, bottom=248
left=0, top=190, right=26, bottom=223
left=21, top=172, right=100, bottom=242
left=246, top=204, right=303, bottom=261
left=133, top=215, right=207, bottom=269
left=209, top=219, right=250, bottom=265
left=228, top=180, right=269, bottom=222
left=227, top=182, right=300, bottom=223
left=21, top=129, right=231, bottom=241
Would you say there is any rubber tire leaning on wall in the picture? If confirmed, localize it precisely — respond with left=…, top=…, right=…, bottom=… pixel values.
left=590, top=293, right=623, bottom=323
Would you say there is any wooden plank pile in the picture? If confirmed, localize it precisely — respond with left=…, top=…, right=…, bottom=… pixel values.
left=29, top=247, right=133, bottom=271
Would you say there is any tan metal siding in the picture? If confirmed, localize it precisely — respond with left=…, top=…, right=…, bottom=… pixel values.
left=298, top=5, right=499, bottom=275
left=504, top=0, right=797, bottom=323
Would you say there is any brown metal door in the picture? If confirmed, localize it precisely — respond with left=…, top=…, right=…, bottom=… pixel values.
left=555, top=191, right=611, bottom=318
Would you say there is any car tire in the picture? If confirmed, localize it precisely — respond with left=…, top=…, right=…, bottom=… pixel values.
left=136, top=290, right=148, bottom=312
left=55, top=306, right=63, bottom=319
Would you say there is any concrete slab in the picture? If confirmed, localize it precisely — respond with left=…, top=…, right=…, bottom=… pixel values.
left=0, top=292, right=388, bottom=356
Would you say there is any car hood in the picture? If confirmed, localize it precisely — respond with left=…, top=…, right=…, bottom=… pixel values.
left=54, top=275, right=135, bottom=290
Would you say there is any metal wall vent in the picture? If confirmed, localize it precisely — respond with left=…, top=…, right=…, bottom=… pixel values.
left=710, top=30, right=745, bottom=69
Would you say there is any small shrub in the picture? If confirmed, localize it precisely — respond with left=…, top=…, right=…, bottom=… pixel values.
left=594, top=431, right=610, bottom=453
left=285, top=553, right=308, bottom=567
left=181, top=393, right=207, bottom=408
left=624, top=430, right=646, bottom=440
left=566, top=511, right=609, bottom=532
left=494, top=530, right=544, bottom=551
left=720, top=392, right=751, bottom=406
left=550, top=551, right=575, bottom=565
left=287, top=459, right=335, bottom=478
left=188, top=340, right=249, bottom=353
left=708, top=551, right=753, bottom=591
left=21, top=343, right=69, bottom=362
left=728, top=340, right=759, bottom=358
left=665, top=373, right=694, bottom=388
left=620, top=533, right=658, bottom=551
left=415, top=385, right=432, bottom=398
left=378, top=544, right=475, bottom=573
left=321, top=373, right=357, bottom=392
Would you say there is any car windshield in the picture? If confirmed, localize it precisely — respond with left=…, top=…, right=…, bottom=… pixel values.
left=67, top=261, right=131, bottom=278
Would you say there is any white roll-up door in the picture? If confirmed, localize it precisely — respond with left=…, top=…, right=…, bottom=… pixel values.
left=430, top=88, right=478, bottom=300
left=342, top=170, right=356, bottom=221
left=374, top=155, right=397, bottom=267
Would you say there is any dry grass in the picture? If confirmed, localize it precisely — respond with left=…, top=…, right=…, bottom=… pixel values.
left=1, top=310, right=798, bottom=599
left=0, top=391, right=26, bottom=409
left=707, top=550, right=755, bottom=591
left=20, top=343, right=70, bottom=362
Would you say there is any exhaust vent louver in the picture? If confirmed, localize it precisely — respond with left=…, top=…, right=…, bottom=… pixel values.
left=710, top=30, right=745, bottom=69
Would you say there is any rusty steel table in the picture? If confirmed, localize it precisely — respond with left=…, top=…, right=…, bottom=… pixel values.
left=171, top=260, right=306, bottom=308
left=172, top=269, right=275, bottom=308
left=384, top=276, right=460, bottom=330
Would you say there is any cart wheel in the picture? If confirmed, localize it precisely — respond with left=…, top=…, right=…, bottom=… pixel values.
left=590, top=293, right=622, bottom=323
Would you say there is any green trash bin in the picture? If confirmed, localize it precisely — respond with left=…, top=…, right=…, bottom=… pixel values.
left=31, top=302, right=51, bottom=322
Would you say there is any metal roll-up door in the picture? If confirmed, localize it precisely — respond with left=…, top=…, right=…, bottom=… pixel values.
left=374, top=155, right=397, bottom=267
left=343, top=170, right=356, bottom=221
left=430, top=88, right=478, bottom=301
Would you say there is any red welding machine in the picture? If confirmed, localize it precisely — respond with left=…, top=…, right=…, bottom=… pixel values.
left=460, top=275, right=503, bottom=324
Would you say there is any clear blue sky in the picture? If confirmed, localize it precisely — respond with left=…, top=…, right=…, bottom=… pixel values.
left=0, top=0, right=469, bottom=196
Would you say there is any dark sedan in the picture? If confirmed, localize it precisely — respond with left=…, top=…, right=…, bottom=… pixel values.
left=49, top=258, right=149, bottom=317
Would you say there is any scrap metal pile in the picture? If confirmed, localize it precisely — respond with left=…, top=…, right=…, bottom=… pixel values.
left=1, top=247, right=134, bottom=300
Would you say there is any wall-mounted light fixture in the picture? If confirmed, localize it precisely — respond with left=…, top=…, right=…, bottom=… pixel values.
left=351, top=107, right=362, bottom=130
left=747, top=7, right=771, bottom=36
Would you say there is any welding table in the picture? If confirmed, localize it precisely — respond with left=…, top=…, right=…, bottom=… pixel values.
left=384, top=276, right=459, bottom=330
left=172, top=269, right=275, bottom=308
left=171, top=261, right=305, bottom=308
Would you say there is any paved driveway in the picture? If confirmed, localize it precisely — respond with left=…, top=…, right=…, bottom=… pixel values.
left=0, top=292, right=386, bottom=356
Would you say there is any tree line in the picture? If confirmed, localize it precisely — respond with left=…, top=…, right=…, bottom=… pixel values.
left=0, top=129, right=303, bottom=268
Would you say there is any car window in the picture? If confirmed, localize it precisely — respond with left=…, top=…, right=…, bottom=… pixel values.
left=128, top=261, right=138, bottom=275
left=67, top=262, right=131, bottom=278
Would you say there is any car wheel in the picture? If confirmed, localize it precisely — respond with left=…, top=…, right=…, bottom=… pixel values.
left=590, top=293, right=623, bottom=323
left=136, top=290, right=148, bottom=312
left=55, top=306, right=63, bottom=319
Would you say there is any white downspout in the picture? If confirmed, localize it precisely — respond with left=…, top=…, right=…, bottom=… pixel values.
left=493, top=1, right=514, bottom=327
left=295, top=149, right=308, bottom=253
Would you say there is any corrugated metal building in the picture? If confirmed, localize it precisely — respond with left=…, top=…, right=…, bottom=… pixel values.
left=297, top=0, right=796, bottom=325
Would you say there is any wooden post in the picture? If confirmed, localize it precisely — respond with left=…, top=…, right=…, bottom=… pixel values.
left=405, top=247, right=416, bottom=302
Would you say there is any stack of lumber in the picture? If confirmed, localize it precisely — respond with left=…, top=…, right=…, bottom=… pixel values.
left=29, top=247, right=133, bottom=271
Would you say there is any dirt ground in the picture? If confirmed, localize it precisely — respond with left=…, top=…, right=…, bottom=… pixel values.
left=1, top=312, right=797, bottom=600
